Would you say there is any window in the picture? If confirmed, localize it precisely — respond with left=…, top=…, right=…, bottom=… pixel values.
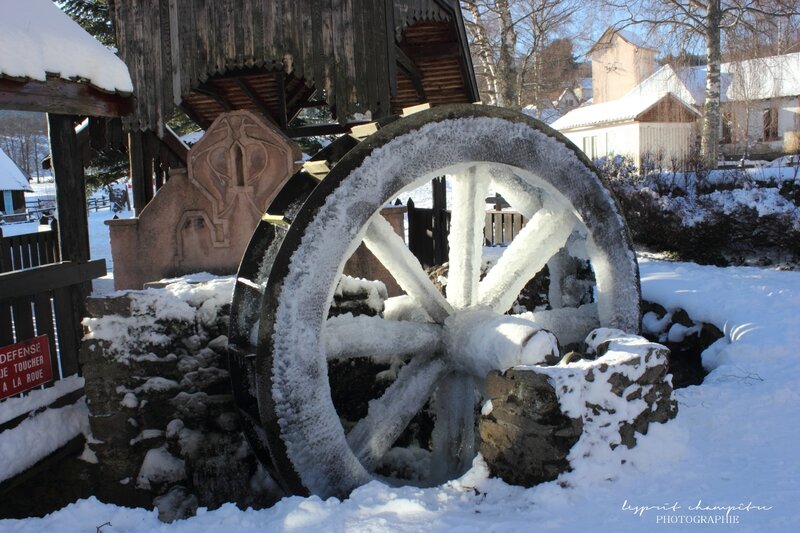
left=763, top=108, right=778, bottom=142
left=582, top=136, right=598, bottom=159
left=721, top=111, right=732, bottom=144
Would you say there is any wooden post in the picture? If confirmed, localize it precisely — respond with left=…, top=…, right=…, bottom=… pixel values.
left=129, top=131, right=147, bottom=215
left=432, top=176, right=448, bottom=265
left=47, top=114, right=89, bottom=264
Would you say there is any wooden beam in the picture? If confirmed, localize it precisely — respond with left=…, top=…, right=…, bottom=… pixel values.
left=439, top=1, right=481, bottom=102
left=0, top=77, right=132, bottom=117
left=401, top=42, right=460, bottom=60
left=285, top=122, right=370, bottom=138
left=195, top=82, right=232, bottom=111
left=128, top=131, right=148, bottom=215
left=234, top=77, right=275, bottom=125
left=0, top=434, right=85, bottom=496
left=395, top=46, right=427, bottom=101
left=47, top=114, right=89, bottom=264
left=161, top=125, right=189, bottom=165
left=0, top=388, right=85, bottom=434
left=0, top=261, right=106, bottom=300
left=299, top=99, right=328, bottom=108
left=179, top=102, right=211, bottom=130
left=275, top=72, right=288, bottom=130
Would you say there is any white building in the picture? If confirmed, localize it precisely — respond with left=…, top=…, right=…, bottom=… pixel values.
left=0, top=147, right=32, bottom=216
left=553, top=28, right=800, bottom=166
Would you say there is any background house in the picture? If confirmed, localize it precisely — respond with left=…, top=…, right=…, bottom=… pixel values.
left=554, top=28, right=800, bottom=166
left=551, top=91, right=699, bottom=167
left=588, top=28, right=657, bottom=104
left=0, top=146, right=32, bottom=217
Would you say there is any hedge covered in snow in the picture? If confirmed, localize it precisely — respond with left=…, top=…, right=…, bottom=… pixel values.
left=596, top=155, right=800, bottom=266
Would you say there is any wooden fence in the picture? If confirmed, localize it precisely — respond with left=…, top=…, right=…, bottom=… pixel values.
left=0, top=260, right=104, bottom=382
left=406, top=201, right=526, bottom=267
left=0, top=219, right=105, bottom=492
left=0, top=220, right=61, bottom=274
left=86, top=197, right=110, bottom=212
left=483, top=210, right=526, bottom=246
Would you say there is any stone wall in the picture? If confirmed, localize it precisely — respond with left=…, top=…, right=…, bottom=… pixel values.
left=80, top=277, right=276, bottom=521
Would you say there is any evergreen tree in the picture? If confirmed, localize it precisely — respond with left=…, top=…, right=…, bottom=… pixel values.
left=59, top=0, right=115, bottom=46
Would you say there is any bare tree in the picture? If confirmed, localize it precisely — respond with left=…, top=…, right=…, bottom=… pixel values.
left=461, top=0, right=580, bottom=109
left=604, top=0, right=800, bottom=167
left=0, top=112, right=48, bottom=180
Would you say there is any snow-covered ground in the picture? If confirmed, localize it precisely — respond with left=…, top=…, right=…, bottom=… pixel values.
left=0, top=254, right=797, bottom=531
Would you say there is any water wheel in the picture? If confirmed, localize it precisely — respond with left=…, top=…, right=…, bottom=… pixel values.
left=228, top=105, right=640, bottom=499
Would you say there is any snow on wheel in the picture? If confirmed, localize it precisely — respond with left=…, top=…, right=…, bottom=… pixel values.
left=229, top=104, right=640, bottom=499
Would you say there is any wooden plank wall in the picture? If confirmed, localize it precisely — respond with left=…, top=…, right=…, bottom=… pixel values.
left=113, top=0, right=455, bottom=130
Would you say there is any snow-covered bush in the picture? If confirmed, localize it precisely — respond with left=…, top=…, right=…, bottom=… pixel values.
left=597, top=161, right=800, bottom=266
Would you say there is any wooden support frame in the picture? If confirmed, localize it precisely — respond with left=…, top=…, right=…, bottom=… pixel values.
left=47, top=114, right=89, bottom=264
left=275, top=72, right=289, bottom=130
left=395, top=46, right=427, bottom=101
left=180, top=102, right=212, bottom=130
left=128, top=131, right=148, bottom=215
left=285, top=121, right=370, bottom=138
left=196, top=82, right=233, bottom=111
left=235, top=77, right=277, bottom=126
left=0, top=77, right=132, bottom=117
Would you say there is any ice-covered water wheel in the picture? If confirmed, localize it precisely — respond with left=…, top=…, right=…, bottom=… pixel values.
left=229, top=105, right=640, bottom=499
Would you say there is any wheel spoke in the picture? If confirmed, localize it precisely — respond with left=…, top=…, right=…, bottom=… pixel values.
left=515, top=303, right=600, bottom=347
left=383, top=294, right=433, bottom=323
left=477, top=207, right=576, bottom=313
left=429, top=372, right=476, bottom=484
left=364, top=215, right=453, bottom=323
left=346, top=354, right=448, bottom=471
left=447, top=167, right=492, bottom=308
left=325, top=314, right=442, bottom=360
left=489, top=167, right=542, bottom=218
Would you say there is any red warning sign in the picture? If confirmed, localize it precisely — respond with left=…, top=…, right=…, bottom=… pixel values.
left=0, top=335, right=53, bottom=399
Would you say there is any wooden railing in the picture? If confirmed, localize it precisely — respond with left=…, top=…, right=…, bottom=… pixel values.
left=484, top=210, right=526, bottom=246
left=86, top=197, right=110, bottom=212
left=0, top=221, right=61, bottom=274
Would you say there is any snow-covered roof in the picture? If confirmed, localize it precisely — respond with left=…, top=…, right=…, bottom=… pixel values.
left=550, top=91, right=699, bottom=130
left=522, top=105, right=562, bottom=125
left=554, top=51, right=800, bottom=131
left=0, top=147, right=32, bottom=192
left=0, top=0, right=133, bottom=94
left=629, top=52, right=800, bottom=105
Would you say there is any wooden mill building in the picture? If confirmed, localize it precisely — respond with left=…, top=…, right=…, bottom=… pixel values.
left=110, top=0, right=479, bottom=212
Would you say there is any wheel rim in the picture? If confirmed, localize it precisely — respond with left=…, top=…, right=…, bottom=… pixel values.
left=253, top=105, right=640, bottom=498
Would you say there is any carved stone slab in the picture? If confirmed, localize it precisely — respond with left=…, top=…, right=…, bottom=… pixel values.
left=108, top=111, right=300, bottom=289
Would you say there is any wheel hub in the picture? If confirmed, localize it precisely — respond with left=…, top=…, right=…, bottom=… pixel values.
left=442, top=308, right=559, bottom=378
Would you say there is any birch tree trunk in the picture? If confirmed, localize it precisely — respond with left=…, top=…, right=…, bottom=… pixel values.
left=701, top=0, right=722, bottom=167
left=496, top=0, right=519, bottom=107
left=464, top=1, right=501, bottom=105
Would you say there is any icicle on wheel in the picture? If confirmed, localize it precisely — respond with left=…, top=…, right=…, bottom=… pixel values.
left=228, top=105, right=640, bottom=499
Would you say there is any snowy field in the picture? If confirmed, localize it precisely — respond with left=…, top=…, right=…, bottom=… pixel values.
left=1, top=197, right=799, bottom=530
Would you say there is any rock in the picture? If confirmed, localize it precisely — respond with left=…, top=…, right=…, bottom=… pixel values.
left=480, top=369, right=583, bottom=487
left=670, top=308, right=693, bottom=327
left=86, top=294, right=135, bottom=318
left=480, top=330, right=679, bottom=487
left=154, top=486, right=198, bottom=523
